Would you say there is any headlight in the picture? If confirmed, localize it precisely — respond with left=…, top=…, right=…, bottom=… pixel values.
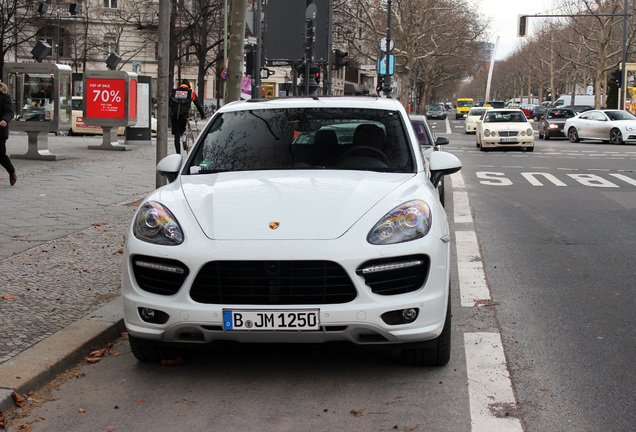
left=526, top=128, right=534, bottom=136
left=625, top=126, right=634, bottom=131
left=549, top=123, right=559, bottom=129
left=133, top=201, right=184, bottom=245
left=484, top=129, right=491, bottom=137
left=467, top=119, right=474, bottom=124
left=368, top=200, right=432, bottom=245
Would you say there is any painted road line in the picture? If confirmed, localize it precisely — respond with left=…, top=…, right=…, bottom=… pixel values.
left=464, top=332, right=523, bottom=432
left=455, top=231, right=490, bottom=307
left=450, top=172, right=472, bottom=224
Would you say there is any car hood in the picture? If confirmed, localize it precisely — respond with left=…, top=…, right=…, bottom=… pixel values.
left=180, top=171, right=413, bottom=240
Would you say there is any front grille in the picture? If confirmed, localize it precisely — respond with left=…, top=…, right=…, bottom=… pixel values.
left=132, top=255, right=189, bottom=295
left=190, top=261, right=357, bottom=305
left=357, top=255, right=430, bottom=295
left=498, top=131, right=519, bottom=137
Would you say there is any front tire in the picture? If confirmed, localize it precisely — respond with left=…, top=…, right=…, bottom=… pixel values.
left=401, top=294, right=451, bottom=367
left=609, top=128, right=624, bottom=144
left=568, top=127, right=580, bottom=143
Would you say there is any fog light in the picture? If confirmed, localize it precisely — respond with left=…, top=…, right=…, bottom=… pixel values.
left=140, top=308, right=155, bottom=321
left=401, top=308, right=418, bottom=323
left=138, top=307, right=170, bottom=324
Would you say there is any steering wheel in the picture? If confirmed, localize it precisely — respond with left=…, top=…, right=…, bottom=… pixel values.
left=339, top=146, right=390, bottom=166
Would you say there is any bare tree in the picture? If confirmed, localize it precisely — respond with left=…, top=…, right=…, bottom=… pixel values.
left=0, top=0, right=43, bottom=76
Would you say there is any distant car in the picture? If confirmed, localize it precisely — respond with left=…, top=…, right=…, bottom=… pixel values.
left=533, top=105, right=555, bottom=121
left=485, top=101, right=506, bottom=109
left=122, top=96, right=462, bottom=367
left=563, top=105, right=594, bottom=114
left=464, top=107, right=491, bottom=134
left=564, top=109, right=636, bottom=144
left=426, top=105, right=447, bottom=120
left=475, top=108, right=535, bottom=152
left=538, top=108, right=577, bottom=140
left=519, top=104, right=536, bottom=118
left=409, top=114, right=450, bottom=205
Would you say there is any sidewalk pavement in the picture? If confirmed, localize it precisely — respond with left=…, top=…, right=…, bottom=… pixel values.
left=0, top=130, right=182, bottom=413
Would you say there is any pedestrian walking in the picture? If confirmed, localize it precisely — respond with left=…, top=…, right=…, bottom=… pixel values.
left=0, top=81, right=16, bottom=186
left=169, top=79, right=206, bottom=154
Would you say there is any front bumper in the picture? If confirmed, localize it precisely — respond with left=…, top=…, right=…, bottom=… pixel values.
left=123, top=230, right=451, bottom=347
left=481, top=137, right=534, bottom=149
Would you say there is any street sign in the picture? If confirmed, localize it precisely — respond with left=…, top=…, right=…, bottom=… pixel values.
left=378, top=36, right=394, bottom=53
left=377, top=55, right=395, bottom=75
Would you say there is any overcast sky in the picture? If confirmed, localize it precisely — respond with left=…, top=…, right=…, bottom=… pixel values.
left=479, top=0, right=556, bottom=60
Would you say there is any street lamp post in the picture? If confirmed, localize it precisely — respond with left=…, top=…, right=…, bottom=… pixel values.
left=38, top=3, right=81, bottom=63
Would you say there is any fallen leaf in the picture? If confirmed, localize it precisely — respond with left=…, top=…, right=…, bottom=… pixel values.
left=349, top=409, right=364, bottom=417
left=12, top=392, right=26, bottom=407
left=474, top=300, right=500, bottom=307
left=135, top=399, right=146, bottom=403
left=85, top=356, right=100, bottom=363
left=161, top=357, right=185, bottom=366
left=79, top=408, right=85, bottom=413
left=540, top=388, right=549, bottom=392
left=2, top=294, right=15, bottom=300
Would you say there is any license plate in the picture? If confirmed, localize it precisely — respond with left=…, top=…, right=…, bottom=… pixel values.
left=223, top=309, right=320, bottom=331
left=500, top=137, right=517, bottom=143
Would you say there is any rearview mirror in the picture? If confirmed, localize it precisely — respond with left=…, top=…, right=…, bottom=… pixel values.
left=429, top=151, right=461, bottom=187
left=157, top=154, right=183, bottom=183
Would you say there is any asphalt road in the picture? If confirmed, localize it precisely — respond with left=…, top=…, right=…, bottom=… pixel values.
left=440, top=115, right=636, bottom=431
left=5, top=115, right=636, bottom=431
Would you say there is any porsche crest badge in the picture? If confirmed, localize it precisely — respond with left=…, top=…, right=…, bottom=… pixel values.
left=269, top=222, right=280, bottom=230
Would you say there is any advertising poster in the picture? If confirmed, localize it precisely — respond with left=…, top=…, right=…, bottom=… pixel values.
left=86, top=78, right=126, bottom=119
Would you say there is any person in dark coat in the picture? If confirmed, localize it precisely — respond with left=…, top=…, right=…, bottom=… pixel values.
left=0, top=81, right=16, bottom=186
left=169, top=79, right=206, bottom=154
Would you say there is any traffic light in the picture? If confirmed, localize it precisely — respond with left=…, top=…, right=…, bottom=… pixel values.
left=314, top=71, right=320, bottom=85
left=334, top=49, right=349, bottom=70
left=611, top=69, right=622, bottom=87
left=518, top=15, right=527, bottom=37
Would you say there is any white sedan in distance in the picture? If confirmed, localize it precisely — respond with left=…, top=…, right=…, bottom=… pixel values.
left=122, top=97, right=462, bottom=367
left=564, top=109, right=636, bottom=144
left=464, top=107, right=491, bottom=134
left=475, top=108, right=535, bottom=151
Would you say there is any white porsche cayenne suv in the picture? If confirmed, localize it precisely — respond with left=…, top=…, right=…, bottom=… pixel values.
left=122, top=97, right=461, bottom=366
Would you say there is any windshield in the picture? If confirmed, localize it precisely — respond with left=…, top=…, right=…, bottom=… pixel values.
left=428, top=106, right=443, bottom=111
left=468, top=108, right=488, bottom=116
left=546, top=109, right=576, bottom=119
left=484, top=111, right=528, bottom=123
left=457, top=100, right=473, bottom=108
left=188, top=108, right=415, bottom=173
left=605, top=110, right=636, bottom=121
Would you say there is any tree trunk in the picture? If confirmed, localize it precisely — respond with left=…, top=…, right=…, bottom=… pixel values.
left=225, top=0, right=247, bottom=104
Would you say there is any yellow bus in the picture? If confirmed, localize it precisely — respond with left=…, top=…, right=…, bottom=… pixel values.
left=455, top=98, right=474, bottom=119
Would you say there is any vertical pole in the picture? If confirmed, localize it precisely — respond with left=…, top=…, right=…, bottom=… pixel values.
left=156, top=0, right=171, bottom=188
left=327, top=0, right=333, bottom=95
left=55, top=12, right=60, bottom=63
left=254, top=0, right=262, bottom=98
left=383, top=0, right=392, bottom=96
left=223, top=0, right=228, bottom=102
left=619, top=0, right=628, bottom=110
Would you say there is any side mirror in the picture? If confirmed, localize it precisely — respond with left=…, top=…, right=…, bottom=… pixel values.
left=435, top=136, right=449, bottom=146
left=157, top=154, right=183, bottom=183
left=475, top=119, right=482, bottom=125
left=527, top=119, right=534, bottom=124
left=429, top=151, right=461, bottom=187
